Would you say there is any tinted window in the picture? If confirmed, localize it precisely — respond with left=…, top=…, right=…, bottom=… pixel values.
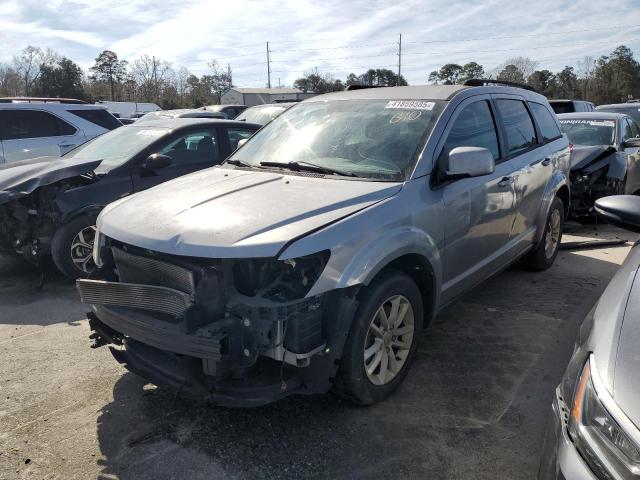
left=496, top=99, right=537, bottom=155
left=0, top=109, right=76, bottom=140
left=629, top=119, right=640, bottom=138
left=226, top=128, right=255, bottom=151
left=623, top=119, right=634, bottom=141
left=528, top=102, right=562, bottom=141
left=440, top=100, right=500, bottom=161
left=159, top=129, right=220, bottom=165
left=69, top=109, right=121, bottom=130
left=597, top=106, right=640, bottom=124
left=550, top=102, right=575, bottom=114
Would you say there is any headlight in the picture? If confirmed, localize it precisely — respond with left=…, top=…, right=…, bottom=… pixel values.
left=232, top=250, right=330, bottom=302
left=569, top=355, right=640, bottom=479
left=92, top=229, right=105, bottom=268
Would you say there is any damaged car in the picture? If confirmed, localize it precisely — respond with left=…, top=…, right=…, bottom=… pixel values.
left=558, top=112, right=640, bottom=217
left=0, top=118, right=259, bottom=279
left=77, top=82, right=570, bottom=407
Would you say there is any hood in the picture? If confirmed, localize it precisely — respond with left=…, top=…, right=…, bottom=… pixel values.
left=0, top=156, right=102, bottom=205
left=611, top=262, right=640, bottom=428
left=570, top=145, right=617, bottom=171
left=98, top=167, right=402, bottom=258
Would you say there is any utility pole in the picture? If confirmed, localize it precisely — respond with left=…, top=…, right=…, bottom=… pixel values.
left=152, top=55, right=158, bottom=100
left=397, top=33, right=402, bottom=86
left=266, top=42, right=272, bottom=88
left=228, top=63, right=233, bottom=86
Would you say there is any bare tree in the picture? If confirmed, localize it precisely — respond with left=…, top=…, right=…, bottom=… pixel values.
left=130, top=54, right=173, bottom=102
left=13, top=46, right=58, bottom=95
left=502, top=56, right=539, bottom=81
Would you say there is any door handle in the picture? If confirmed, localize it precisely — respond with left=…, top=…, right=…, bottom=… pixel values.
left=541, top=157, right=552, bottom=166
left=498, top=177, right=513, bottom=187
left=59, top=143, right=75, bottom=148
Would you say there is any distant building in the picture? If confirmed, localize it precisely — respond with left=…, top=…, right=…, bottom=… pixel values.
left=95, top=101, right=160, bottom=119
left=221, top=88, right=315, bottom=106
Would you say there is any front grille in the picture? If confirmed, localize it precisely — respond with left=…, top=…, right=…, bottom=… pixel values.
left=112, top=247, right=195, bottom=295
left=77, top=279, right=193, bottom=317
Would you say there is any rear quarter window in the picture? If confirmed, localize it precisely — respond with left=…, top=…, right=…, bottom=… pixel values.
left=528, top=102, right=562, bottom=142
left=69, top=109, right=122, bottom=130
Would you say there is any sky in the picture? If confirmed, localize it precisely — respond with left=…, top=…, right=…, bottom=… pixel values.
left=1, top=0, right=640, bottom=87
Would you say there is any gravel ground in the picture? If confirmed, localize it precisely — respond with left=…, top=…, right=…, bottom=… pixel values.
left=0, top=222, right=635, bottom=480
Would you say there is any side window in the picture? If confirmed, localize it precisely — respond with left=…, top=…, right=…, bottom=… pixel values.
left=495, top=99, right=537, bottom=156
left=226, top=128, right=255, bottom=152
left=1, top=109, right=76, bottom=140
left=439, top=100, right=500, bottom=163
left=528, top=102, right=562, bottom=142
left=622, top=119, right=634, bottom=141
left=158, top=129, right=220, bottom=165
left=629, top=119, right=640, bottom=138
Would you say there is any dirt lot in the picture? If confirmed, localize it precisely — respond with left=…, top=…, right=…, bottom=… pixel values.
left=0, top=223, right=636, bottom=480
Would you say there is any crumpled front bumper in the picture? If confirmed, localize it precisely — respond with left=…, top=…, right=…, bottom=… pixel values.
left=538, top=387, right=598, bottom=480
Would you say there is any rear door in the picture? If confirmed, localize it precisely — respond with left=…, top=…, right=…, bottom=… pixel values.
left=439, top=96, right=517, bottom=303
left=0, top=109, right=79, bottom=162
left=131, top=127, right=222, bottom=191
left=494, top=97, right=553, bottom=245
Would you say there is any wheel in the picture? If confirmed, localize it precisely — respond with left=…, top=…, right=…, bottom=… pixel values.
left=334, top=270, right=424, bottom=405
left=51, top=215, right=98, bottom=280
left=524, top=196, right=564, bottom=271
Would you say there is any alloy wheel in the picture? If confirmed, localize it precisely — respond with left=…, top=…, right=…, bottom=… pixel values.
left=70, top=225, right=97, bottom=274
left=544, top=208, right=561, bottom=259
left=363, top=294, right=415, bottom=386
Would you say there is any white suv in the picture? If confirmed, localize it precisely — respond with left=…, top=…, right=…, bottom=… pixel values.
left=0, top=98, right=122, bottom=164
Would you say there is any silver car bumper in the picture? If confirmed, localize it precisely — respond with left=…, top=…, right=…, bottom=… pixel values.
left=538, top=387, right=597, bottom=480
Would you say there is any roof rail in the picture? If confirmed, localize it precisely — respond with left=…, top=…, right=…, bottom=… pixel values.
left=463, top=79, right=537, bottom=93
left=0, top=97, right=88, bottom=104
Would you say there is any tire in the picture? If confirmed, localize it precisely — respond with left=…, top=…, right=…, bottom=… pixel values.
left=334, top=270, right=424, bottom=405
left=523, top=196, right=564, bottom=271
left=51, top=214, right=98, bottom=280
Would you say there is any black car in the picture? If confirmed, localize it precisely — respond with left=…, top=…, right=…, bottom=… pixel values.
left=558, top=112, right=640, bottom=216
left=549, top=99, right=595, bottom=114
left=0, top=118, right=259, bottom=278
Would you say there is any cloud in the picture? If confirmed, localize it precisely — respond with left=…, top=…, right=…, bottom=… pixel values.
left=0, top=0, right=639, bottom=86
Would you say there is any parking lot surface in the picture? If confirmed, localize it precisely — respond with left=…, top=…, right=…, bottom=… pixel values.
left=0, top=223, right=635, bottom=480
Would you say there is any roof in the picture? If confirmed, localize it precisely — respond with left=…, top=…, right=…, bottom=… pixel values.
left=229, top=88, right=302, bottom=94
left=246, top=102, right=297, bottom=109
left=549, top=99, right=592, bottom=103
left=597, top=103, right=640, bottom=109
left=557, top=112, right=627, bottom=120
left=305, top=85, right=468, bottom=102
left=122, top=118, right=260, bottom=129
left=0, top=97, right=87, bottom=104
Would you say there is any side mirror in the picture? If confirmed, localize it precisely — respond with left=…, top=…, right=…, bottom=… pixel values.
left=141, top=153, right=172, bottom=171
left=623, top=137, right=640, bottom=148
left=594, top=195, right=640, bottom=233
left=237, top=138, right=248, bottom=148
left=445, top=146, right=495, bottom=180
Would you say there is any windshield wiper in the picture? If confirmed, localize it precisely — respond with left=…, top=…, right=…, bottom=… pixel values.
left=225, top=159, right=255, bottom=168
left=259, top=160, right=358, bottom=177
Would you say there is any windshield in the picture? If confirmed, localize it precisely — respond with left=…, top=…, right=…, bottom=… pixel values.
left=237, top=105, right=288, bottom=125
left=65, top=126, right=170, bottom=172
left=559, top=119, right=616, bottom=146
left=228, top=99, right=445, bottom=180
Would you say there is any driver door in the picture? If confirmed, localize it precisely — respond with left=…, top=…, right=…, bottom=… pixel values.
left=132, top=128, right=221, bottom=192
left=438, top=97, right=518, bottom=304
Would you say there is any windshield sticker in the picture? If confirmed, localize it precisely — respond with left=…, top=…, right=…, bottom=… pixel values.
left=136, top=129, right=166, bottom=136
left=385, top=100, right=434, bottom=111
left=560, top=120, right=615, bottom=127
left=390, top=110, right=422, bottom=123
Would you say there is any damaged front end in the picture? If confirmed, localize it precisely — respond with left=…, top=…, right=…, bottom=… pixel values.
left=569, top=146, right=624, bottom=217
left=77, top=238, right=358, bottom=407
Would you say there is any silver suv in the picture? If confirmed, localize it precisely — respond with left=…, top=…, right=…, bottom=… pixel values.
left=0, top=98, right=121, bottom=163
left=78, top=83, right=571, bottom=406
